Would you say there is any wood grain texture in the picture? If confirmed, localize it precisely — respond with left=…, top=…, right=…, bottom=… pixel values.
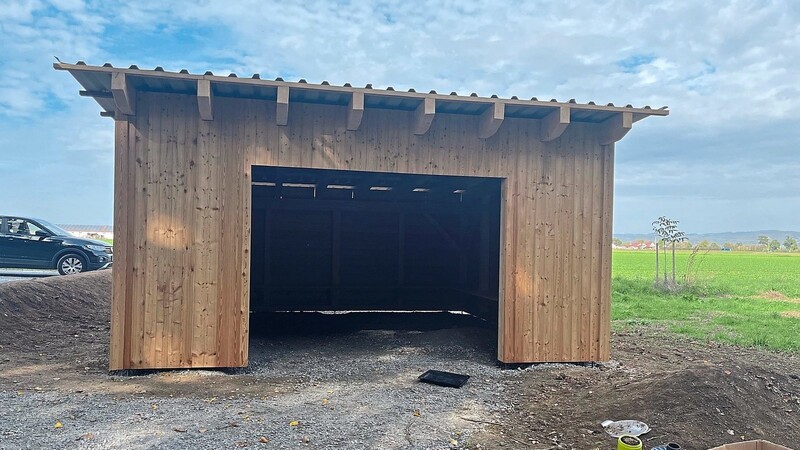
left=110, top=92, right=615, bottom=368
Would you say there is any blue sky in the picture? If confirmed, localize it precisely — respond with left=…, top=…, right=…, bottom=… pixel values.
left=1, top=0, right=798, bottom=233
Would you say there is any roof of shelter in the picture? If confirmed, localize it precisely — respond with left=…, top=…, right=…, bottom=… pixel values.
left=55, top=61, right=668, bottom=126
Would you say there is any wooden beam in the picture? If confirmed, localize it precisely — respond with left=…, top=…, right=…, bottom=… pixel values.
left=111, top=72, right=135, bottom=116
left=540, top=106, right=570, bottom=142
left=479, top=101, right=504, bottom=139
left=346, top=92, right=364, bottom=131
left=412, top=98, right=435, bottom=135
left=598, top=111, right=633, bottom=145
left=276, top=86, right=289, bottom=126
left=197, top=80, right=213, bottom=121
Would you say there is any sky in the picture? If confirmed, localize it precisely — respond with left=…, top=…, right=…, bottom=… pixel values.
left=1, top=0, right=798, bottom=234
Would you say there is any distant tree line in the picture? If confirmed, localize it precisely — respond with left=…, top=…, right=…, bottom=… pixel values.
left=613, top=235, right=799, bottom=252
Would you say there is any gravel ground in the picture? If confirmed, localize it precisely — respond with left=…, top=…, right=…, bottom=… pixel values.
left=3, top=272, right=798, bottom=449
left=0, top=327, right=530, bottom=450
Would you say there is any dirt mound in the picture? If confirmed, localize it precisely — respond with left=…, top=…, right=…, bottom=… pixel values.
left=0, top=271, right=111, bottom=350
left=585, top=365, right=800, bottom=446
left=474, top=329, right=800, bottom=449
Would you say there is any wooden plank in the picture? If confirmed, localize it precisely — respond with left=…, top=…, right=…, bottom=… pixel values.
left=129, top=94, right=149, bottom=368
left=541, top=143, right=557, bottom=361
left=216, top=98, right=233, bottom=367
left=589, top=142, right=604, bottom=359
left=193, top=96, right=221, bottom=367
left=569, top=127, right=583, bottom=360
left=197, top=80, right=213, bottom=121
left=497, top=177, right=510, bottom=361
left=598, top=144, right=615, bottom=360
left=556, top=132, right=572, bottom=360
left=110, top=118, right=129, bottom=370
left=181, top=96, right=198, bottom=367
left=111, top=72, right=135, bottom=116
left=579, top=133, right=594, bottom=361
left=141, top=92, right=162, bottom=368
left=238, top=99, right=255, bottom=366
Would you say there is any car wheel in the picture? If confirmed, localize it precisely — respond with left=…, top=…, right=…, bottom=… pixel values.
left=57, top=253, right=85, bottom=275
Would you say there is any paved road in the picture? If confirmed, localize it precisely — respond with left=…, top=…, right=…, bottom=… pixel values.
left=0, top=269, right=58, bottom=284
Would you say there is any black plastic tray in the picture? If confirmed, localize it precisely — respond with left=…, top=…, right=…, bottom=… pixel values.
left=417, top=369, right=470, bottom=388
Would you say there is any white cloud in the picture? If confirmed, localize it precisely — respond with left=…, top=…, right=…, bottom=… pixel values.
left=0, top=0, right=798, bottom=230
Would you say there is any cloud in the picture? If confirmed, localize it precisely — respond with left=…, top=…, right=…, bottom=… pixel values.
left=0, top=0, right=798, bottom=231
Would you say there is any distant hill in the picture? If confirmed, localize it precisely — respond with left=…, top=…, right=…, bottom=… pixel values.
left=613, top=230, right=800, bottom=245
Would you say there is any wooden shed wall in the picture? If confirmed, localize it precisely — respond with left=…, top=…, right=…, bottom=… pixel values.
left=110, top=91, right=614, bottom=370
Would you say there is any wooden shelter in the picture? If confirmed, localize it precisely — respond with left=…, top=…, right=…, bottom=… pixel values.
left=56, top=61, right=667, bottom=370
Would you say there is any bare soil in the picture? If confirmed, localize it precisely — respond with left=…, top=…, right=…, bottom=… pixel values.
left=1, top=272, right=798, bottom=449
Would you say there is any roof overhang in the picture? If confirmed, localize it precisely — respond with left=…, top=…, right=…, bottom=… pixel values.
left=55, top=61, right=668, bottom=142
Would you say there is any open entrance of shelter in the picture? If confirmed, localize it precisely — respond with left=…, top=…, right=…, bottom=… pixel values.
left=250, top=166, right=503, bottom=332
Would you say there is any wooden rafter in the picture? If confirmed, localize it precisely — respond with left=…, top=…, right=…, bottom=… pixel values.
left=540, top=106, right=570, bottom=142
left=412, top=98, right=435, bottom=135
left=347, top=92, right=364, bottom=131
left=478, top=101, right=504, bottom=139
left=598, top=112, right=633, bottom=145
left=111, top=72, right=135, bottom=116
left=197, top=80, right=213, bottom=121
left=276, top=86, right=289, bottom=126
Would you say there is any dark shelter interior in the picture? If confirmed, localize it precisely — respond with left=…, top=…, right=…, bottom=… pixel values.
left=250, top=166, right=502, bottom=324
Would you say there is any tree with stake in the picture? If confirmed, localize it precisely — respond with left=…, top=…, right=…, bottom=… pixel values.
left=652, top=216, right=687, bottom=287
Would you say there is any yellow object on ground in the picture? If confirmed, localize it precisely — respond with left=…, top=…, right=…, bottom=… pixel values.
left=618, top=435, right=642, bottom=450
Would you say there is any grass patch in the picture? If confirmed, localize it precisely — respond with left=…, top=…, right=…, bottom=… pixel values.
left=612, top=251, right=800, bottom=352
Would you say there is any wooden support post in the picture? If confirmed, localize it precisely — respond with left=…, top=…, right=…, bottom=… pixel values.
left=197, top=80, right=213, bottom=121
left=412, top=98, right=435, bottom=135
left=479, top=101, right=504, bottom=139
left=276, top=86, right=289, bottom=126
left=110, top=117, right=130, bottom=370
left=111, top=72, right=136, bottom=116
left=598, top=111, right=633, bottom=145
left=346, top=92, right=364, bottom=131
left=540, top=106, right=570, bottom=142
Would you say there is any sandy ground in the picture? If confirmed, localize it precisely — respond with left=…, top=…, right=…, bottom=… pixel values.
left=0, top=271, right=798, bottom=449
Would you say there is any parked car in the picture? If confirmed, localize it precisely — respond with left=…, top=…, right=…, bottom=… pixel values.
left=0, top=216, right=112, bottom=275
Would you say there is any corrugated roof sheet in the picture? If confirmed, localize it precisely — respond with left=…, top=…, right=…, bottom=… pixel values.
left=55, top=61, right=669, bottom=123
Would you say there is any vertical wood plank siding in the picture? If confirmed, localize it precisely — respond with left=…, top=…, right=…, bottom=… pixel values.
left=110, top=92, right=614, bottom=369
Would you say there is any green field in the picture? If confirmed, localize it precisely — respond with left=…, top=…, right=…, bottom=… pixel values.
left=611, top=250, right=800, bottom=352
